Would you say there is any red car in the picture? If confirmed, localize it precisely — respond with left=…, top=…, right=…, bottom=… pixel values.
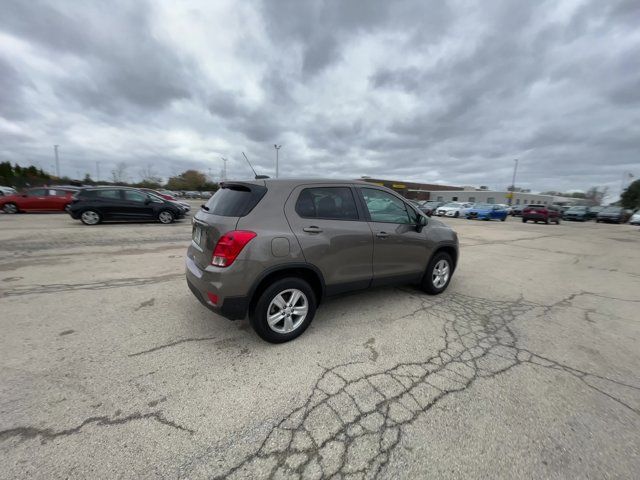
left=0, top=187, right=78, bottom=214
left=522, top=204, right=561, bottom=224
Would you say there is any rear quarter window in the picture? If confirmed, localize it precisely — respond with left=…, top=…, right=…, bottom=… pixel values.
left=204, top=184, right=267, bottom=217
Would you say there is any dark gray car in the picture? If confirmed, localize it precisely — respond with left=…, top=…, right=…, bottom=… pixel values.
left=186, top=179, right=459, bottom=343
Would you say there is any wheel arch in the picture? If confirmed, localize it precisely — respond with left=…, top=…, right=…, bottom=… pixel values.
left=248, top=263, right=325, bottom=317
left=431, top=244, right=458, bottom=272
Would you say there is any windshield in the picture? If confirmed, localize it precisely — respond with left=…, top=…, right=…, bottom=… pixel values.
left=602, top=207, right=621, bottom=213
left=475, top=203, right=494, bottom=209
left=442, top=202, right=462, bottom=208
left=568, top=206, right=587, bottom=211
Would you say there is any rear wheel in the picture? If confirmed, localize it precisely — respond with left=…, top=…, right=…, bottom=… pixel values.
left=80, top=210, right=101, bottom=225
left=422, top=252, right=453, bottom=295
left=2, top=203, right=18, bottom=214
left=158, top=210, right=174, bottom=224
left=251, top=277, right=316, bottom=343
left=500, top=216, right=506, bottom=222
left=454, top=211, right=459, bottom=218
left=522, top=218, right=527, bottom=223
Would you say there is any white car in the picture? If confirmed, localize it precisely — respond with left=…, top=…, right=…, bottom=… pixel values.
left=436, top=202, right=473, bottom=218
left=630, top=212, right=640, bottom=225
left=0, top=186, right=17, bottom=197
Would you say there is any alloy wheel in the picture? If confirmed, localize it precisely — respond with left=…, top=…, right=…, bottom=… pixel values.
left=81, top=210, right=100, bottom=225
left=3, top=203, right=17, bottom=214
left=432, top=259, right=450, bottom=288
left=159, top=211, right=173, bottom=224
left=267, top=289, right=308, bottom=334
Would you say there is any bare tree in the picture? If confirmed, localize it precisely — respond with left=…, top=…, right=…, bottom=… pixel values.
left=111, top=162, right=128, bottom=184
left=585, top=186, right=608, bottom=205
left=139, top=164, right=157, bottom=182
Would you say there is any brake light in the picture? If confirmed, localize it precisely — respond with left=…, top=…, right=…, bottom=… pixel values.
left=211, top=230, right=257, bottom=267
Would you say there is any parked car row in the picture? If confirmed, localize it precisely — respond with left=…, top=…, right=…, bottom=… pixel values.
left=0, top=185, right=190, bottom=225
left=407, top=199, right=638, bottom=226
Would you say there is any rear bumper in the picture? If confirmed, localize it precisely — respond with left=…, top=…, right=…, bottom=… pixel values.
left=185, top=256, right=249, bottom=320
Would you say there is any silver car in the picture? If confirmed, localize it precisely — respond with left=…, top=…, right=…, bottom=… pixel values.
left=186, top=179, right=459, bottom=343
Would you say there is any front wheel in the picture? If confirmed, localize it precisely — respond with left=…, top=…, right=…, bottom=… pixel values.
left=422, top=252, right=453, bottom=295
left=500, top=216, right=506, bottom=222
left=251, top=278, right=317, bottom=343
left=522, top=218, right=527, bottom=223
left=454, top=211, right=459, bottom=218
left=158, top=210, right=174, bottom=224
left=2, top=203, right=18, bottom=214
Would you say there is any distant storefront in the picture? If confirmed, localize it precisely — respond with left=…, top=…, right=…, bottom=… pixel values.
left=421, top=190, right=582, bottom=206
left=359, top=178, right=462, bottom=200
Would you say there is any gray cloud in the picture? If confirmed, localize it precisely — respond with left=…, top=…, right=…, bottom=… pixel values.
left=0, top=0, right=638, bottom=197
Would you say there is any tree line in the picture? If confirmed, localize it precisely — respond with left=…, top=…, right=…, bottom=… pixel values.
left=0, top=161, right=218, bottom=193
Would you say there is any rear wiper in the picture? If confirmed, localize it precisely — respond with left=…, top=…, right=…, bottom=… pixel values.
left=201, top=204, right=210, bottom=211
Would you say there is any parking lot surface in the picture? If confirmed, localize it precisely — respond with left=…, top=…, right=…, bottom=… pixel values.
left=1, top=211, right=639, bottom=479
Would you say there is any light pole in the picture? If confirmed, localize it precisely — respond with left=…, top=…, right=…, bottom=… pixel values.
left=54, top=145, right=60, bottom=178
left=509, top=158, right=519, bottom=206
left=220, top=157, right=228, bottom=181
left=274, top=144, right=281, bottom=178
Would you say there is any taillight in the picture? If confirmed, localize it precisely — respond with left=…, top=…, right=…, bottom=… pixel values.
left=211, top=230, right=257, bottom=267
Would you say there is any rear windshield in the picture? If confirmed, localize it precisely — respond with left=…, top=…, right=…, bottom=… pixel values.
left=204, top=184, right=266, bottom=217
left=526, top=205, right=545, bottom=210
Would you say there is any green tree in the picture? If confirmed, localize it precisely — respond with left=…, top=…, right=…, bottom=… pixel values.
left=621, top=179, right=640, bottom=209
left=166, top=169, right=208, bottom=191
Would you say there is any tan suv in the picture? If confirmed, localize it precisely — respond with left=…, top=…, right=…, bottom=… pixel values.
left=186, top=179, right=459, bottom=342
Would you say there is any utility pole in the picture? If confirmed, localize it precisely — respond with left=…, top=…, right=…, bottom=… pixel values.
left=220, top=157, right=228, bottom=182
left=509, top=158, right=519, bottom=206
left=96, top=161, right=100, bottom=182
left=274, top=144, right=281, bottom=178
left=54, top=145, right=60, bottom=178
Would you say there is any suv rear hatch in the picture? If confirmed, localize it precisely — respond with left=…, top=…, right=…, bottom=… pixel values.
left=189, top=181, right=267, bottom=269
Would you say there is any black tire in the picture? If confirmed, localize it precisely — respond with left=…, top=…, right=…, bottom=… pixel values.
left=421, top=251, right=453, bottom=295
left=80, top=209, right=101, bottom=225
left=250, top=277, right=317, bottom=343
left=522, top=218, right=527, bottom=223
left=158, top=210, right=174, bottom=224
left=454, top=211, right=459, bottom=218
left=500, top=216, right=506, bottom=222
left=556, top=218, right=561, bottom=224
left=2, top=202, right=18, bottom=214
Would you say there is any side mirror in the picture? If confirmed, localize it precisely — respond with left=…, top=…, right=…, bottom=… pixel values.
left=144, top=196, right=151, bottom=204
left=416, top=215, right=428, bottom=231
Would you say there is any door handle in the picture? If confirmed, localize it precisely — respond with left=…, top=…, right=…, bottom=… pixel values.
left=303, top=226, right=323, bottom=233
left=376, top=231, right=389, bottom=239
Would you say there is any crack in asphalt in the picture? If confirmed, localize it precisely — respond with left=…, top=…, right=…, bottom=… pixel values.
left=0, top=273, right=183, bottom=297
left=208, top=292, right=639, bottom=479
left=0, top=411, right=194, bottom=445
left=128, top=336, right=219, bottom=357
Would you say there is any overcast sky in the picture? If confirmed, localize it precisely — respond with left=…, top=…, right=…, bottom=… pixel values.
left=1, top=0, right=638, bottom=196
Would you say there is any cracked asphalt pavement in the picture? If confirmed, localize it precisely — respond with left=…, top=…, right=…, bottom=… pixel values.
left=1, top=211, right=639, bottom=479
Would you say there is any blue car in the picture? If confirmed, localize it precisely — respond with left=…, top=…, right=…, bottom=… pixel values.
left=466, top=203, right=508, bottom=221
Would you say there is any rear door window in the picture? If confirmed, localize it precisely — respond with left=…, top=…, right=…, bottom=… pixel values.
left=204, top=185, right=266, bottom=217
left=295, top=187, right=359, bottom=220
left=96, top=189, right=122, bottom=200
left=124, top=190, right=147, bottom=203
left=28, top=188, right=47, bottom=196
